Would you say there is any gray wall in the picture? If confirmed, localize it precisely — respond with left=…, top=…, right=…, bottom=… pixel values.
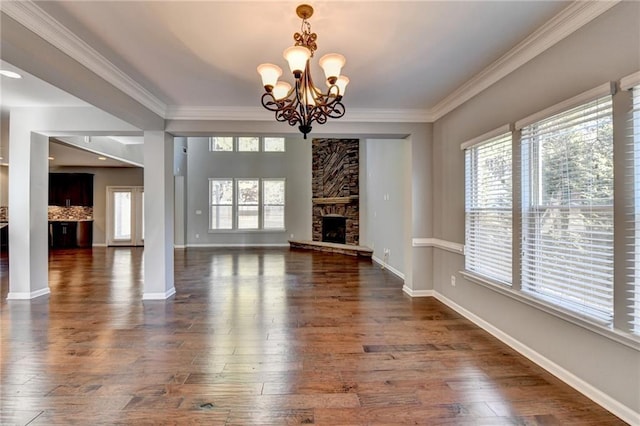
left=186, top=137, right=312, bottom=246
left=361, top=138, right=410, bottom=276
left=432, top=2, right=640, bottom=414
left=49, top=166, right=143, bottom=245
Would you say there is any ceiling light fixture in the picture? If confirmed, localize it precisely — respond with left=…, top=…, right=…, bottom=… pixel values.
left=0, top=70, right=22, bottom=79
left=257, top=4, right=349, bottom=139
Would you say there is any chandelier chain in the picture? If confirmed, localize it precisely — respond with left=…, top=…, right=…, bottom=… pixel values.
left=294, top=18, right=317, bottom=56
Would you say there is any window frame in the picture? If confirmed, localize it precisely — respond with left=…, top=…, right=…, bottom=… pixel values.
left=209, top=178, right=234, bottom=230
left=208, top=136, right=286, bottom=153
left=262, top=178, right=286, bottom=230
left=460, top=82, right=640, bottom=347
left=519, top=93, right=614, bottom=325
left=208, top=178, right=286, bottom=232
left=462, top=126, right=513, bottom=286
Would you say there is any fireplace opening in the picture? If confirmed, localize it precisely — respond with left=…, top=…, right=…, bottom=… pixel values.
left=322, top=215, right=346, bottom=244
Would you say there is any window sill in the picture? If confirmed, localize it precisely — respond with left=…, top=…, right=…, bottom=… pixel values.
left=460, top=270, right=640, bottom=351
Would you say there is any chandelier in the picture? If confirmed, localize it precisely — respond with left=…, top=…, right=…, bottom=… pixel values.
left=257, top=4, right=349, bottom=139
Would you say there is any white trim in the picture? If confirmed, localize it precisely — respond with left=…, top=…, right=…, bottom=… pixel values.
left=432, top=291, right=640, bottom=426
left=92, top=243, right=107, bottom=247
left=412, top=237, right=464, bottom=255
left=460, top=124, right=512, bottom=151
left=620, top=70, right=640, bottom=91
left=166, top=105, right=432, bottom=123
left=142, top=287, right=176, bottom=300
left=187, top=243, right=290, bottom=248
left=174, top=245, right=186, bottom=249
left=430, top=1, right=620, bottom=121
left=7, top=287, right=51, bottom=300
left=372, top=255, right=405, bottom=281
left=2, top=1, right=167, bottom=117
left=402, top=286, right=435, bottom=298
left=515, top=82, right=615, bottom=130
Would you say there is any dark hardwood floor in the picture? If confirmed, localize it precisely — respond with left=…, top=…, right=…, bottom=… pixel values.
left=0, top=247, right=625, bottom=425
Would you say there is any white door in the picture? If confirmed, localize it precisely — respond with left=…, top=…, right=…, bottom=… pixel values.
left=106, top=186, right=144, bottom=246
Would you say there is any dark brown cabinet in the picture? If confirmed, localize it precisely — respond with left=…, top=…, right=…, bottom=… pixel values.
left=49, top=221, right=77, bottom=248
left=49, top=173, right=94, bottom=207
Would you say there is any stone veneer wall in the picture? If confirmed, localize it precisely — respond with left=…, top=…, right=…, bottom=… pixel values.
left=312, top=139, right=359, bottom=245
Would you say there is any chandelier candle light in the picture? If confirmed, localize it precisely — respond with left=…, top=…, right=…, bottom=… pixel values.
left=257, top=4, right=349, bottom=139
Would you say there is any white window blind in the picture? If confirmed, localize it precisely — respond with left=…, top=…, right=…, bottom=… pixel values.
left=521, top=95, right=614, bottom=324
left=628, top=84, right=640, bottom=334
left=464, top=131, right=512, bottom=284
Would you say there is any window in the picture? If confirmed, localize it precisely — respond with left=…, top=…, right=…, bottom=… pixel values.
left=238, top=137, right=259, bottom=152
left=208, top=136, right=286, bottom=152
left=237, top=179, right=259, bottom=229
left=520, top=94, right=614, bottom=324
left=464, top=128, right=512, bottom=284
left=210, top=179, right=233, bottom=229
left=263, top=179, right=285, bottom=229
left=624, top=74, right=640, bottom=335
left=208, top=178, right=285, bottom=231
left=209, top=137, right=233, bottom=151
left=264, top=137, right=285, bottom=152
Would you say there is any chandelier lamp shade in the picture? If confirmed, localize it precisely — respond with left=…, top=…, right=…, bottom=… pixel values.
left=257, top=4, right=349, bottom=139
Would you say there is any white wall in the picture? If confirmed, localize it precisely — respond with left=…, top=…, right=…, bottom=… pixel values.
left=431, top=2, right=640, bottom=420
left=186, top=137, right=312, bottom=246
left=361, top=138, right=410, bottom=277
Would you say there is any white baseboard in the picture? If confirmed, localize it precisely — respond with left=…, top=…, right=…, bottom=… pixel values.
left=7, top=287, right=51, bottom=300
left=402, top=286, right=435, bottom=298
left=174, top=245, right=186, bottom=249
left=431, top=292, right=639, bottom=426
left=92, top=243, right=107, bottom=247
left=372, top=256, right=405, bottom=280
left=142, top=287, right=176, bottom=300
left=186, top=243, right=290, bottom=248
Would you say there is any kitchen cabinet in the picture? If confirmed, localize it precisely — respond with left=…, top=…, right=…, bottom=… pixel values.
left=76, top=221, right=93, bottom=248
left=49, top=221, right=77, bottom=248
left=49, top=173, right=94, bottom=207
left=49, top=220, right=93, bottom=249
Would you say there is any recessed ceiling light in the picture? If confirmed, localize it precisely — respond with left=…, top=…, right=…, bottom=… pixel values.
left=0, top=70, right=22, bottom=79
left=98, top=157, right=107, bottom=160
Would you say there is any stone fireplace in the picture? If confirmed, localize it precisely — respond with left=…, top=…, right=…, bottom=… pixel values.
left=312, top=138, right=359, bottom=245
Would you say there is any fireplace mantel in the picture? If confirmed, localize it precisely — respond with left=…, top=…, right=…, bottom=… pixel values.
left=312, top=196, right=359, bottom=205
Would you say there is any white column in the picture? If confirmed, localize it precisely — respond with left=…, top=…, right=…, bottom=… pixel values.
left=142, top=131, right=175, bottom=299
left=7, top=111, right=50, bottom=299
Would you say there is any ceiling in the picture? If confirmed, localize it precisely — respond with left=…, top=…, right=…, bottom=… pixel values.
left=26, top=0, right=570, bottom=114
left=1, top=1, right=576, bottom=164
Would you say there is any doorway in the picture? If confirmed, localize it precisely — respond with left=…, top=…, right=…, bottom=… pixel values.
left=106, top=186, right=144, bottom=246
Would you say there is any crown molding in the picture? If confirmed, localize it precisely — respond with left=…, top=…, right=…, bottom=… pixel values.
left=1, top=1, right=167, bottom=117
left=166, top=105, right=433, bottom=123
left=1, top=0, right=620, bottom=125
left=428, top=0, right=620, bottom=121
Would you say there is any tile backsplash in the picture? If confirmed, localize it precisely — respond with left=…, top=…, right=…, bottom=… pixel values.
left=0, top=206, right=93, bottom=221
left=48, top=206, right=93, bottom=220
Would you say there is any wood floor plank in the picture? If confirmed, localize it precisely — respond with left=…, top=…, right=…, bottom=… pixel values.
left=0, top=247, right=627, bottom=425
